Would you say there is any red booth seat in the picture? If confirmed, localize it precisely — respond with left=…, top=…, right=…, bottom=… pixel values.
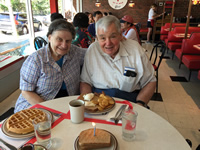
left=166, top=26, right=200, bottom=44
left=182, top=55, right=200, bottom=80
left=165, top=27, right=200, bottom=59
left=164, top=39, right=168, bottom=45
left=174, top=32, right=200, bottom=80
left=160, top=35, right=168, bottom=41
left=175, top=32, right=200, bottom=61
left=140, top=28, right=148, bottom=35
left=160, top=23, right=186, bottom=41
left=182, top=55, right=200, bottom=69
left=172, top=26, right=200, bottom=34
left=161, top=23, right=186, bottom=35
left=175, top=49, right=182, bottom=59
left=168, top=42, right=182, bottom=51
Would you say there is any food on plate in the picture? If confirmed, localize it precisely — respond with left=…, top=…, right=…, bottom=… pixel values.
left=79, top=92, right=115, bottom=112
left=79, top=128, right=111, bottom=149
left=6, top=109, right=47, bottom=134
left=83, top=93, right=94, bottom=101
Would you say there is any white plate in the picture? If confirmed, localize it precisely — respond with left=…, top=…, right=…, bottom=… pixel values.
left=1, top=108, right=53, bottom=139
left=74, top=130, right=118, bottom=150
left=85, top=99, right=116, bottom=115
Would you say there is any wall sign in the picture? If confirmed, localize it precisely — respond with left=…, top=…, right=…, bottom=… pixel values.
left=108, top=0, right=128, bottom=10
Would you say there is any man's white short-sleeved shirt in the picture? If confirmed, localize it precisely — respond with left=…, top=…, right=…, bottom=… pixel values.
left=81, top=39, right=156, bottom=92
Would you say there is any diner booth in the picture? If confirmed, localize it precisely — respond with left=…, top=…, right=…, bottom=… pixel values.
left=0, top=0, right=200, bottom=149
left=0, top=56, right=24, bottom=102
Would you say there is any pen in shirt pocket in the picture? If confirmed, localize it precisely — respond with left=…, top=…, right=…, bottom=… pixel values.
left=124, top=67, right=137, bottom=77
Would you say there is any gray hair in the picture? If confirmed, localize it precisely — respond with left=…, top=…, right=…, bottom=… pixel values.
left=95, top=16, right=121, bottom=36
left=47, top=19, right=75, bottom=39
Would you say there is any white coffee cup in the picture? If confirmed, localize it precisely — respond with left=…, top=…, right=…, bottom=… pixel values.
left=69, top=99, right=85, bottom=123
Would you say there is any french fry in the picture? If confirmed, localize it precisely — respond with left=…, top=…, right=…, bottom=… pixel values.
left=82, top=91, right=114, bottom=112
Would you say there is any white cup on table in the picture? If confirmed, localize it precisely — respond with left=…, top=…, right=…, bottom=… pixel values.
left=69, top=99, right=85, bottom=124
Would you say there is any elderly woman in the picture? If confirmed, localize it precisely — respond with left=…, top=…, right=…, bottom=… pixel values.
left=80, top=16, right=156, bottom=107
left=15, top=19, right=86, bottom=112
left=72, top=13, right=93, bottom=48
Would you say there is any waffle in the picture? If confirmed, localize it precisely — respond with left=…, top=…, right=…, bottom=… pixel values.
left=6, top=109, right=47, bottom=134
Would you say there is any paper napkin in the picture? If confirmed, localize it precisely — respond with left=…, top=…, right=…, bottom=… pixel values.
left=0, top=127, right=31, bottom=149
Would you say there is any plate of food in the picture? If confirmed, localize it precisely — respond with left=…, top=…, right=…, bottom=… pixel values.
left=1, top=108, right=53, bottom=139
left=74, top=128, right=118, bottom=150
left=79, top=92, right=116, bottom=115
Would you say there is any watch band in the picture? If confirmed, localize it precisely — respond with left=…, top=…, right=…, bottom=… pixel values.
left=136, top=100, right=150, bottom=109
left=136, top=100, right=147, bottom=107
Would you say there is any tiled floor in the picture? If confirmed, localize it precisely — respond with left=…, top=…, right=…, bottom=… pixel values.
left=0, top=42, right=200, bottom=149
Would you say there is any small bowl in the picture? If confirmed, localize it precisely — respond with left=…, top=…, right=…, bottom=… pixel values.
left=18, top=144, right=47, bottom=150
left=34, top=145, right=47, bottom=150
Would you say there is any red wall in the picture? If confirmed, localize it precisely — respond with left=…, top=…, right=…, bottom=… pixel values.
left=80, top=0, right=200, bottom=28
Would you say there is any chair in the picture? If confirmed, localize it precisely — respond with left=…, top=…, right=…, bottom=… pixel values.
left=135, top=22, right=143, bottom=43
left=34, top=36, right=47, bottom=50
left=149, top=41, right=166, bottom=94
left=134, top=22, right=141, bottom=34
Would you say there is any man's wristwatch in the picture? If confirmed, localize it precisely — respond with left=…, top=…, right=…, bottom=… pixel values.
left=136, top=100, right=148, bottom=108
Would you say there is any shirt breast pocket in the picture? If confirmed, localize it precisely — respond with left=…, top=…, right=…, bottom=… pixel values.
left=120, top=76, right=137, bottom=92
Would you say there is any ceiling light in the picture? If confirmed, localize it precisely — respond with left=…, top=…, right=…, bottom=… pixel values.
left=129, top=0, right=135, bottom=7
left=95, top=0, right=101, bottom=7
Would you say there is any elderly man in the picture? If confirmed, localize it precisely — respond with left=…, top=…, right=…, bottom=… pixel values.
left=80, top=16, right=156, bottom=107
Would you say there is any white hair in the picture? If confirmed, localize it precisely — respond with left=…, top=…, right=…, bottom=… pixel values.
left=95, top=16, right=121, bottom=36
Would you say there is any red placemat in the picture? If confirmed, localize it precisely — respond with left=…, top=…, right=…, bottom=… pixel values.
left=26, top=104, right=68, bottom=144
left=25, top=100, right=132, bottom=144
left=66, top=100, right=133, bottom=126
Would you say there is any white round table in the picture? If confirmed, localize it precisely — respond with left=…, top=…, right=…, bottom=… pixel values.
left=38, top=96, right=191, bottom=150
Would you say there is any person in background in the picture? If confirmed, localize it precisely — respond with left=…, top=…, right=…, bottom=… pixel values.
left=15, top=19, right=86, bottom=112
left=108, top=12, right=113, bottom=15
left=43, top=12, right=65, bottom=43
left=120, top=15, right=141, bottom=44
left=85, top=12, right=94, bottom=24
left=80, top=16, right=156, bottom=107
left=50, top=12, right=64, bottom=22
left=103, top=12, right=108, bottom=16
left=72, top=13, right=93, bottom=48
left=85, top=12, right=90, bottom=16
left=147, top=3, right=164, bottom=43
left=88, top=11, right=103, bottom=38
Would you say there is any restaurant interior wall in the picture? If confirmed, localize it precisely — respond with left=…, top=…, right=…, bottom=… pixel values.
left=81, top=0, right=200, bottom=28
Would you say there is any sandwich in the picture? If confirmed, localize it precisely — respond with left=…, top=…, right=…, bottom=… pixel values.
left=79, top=128, right=111, bottom=149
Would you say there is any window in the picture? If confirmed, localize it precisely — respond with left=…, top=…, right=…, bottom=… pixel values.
left=0, top=0, right=50, bottom=56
